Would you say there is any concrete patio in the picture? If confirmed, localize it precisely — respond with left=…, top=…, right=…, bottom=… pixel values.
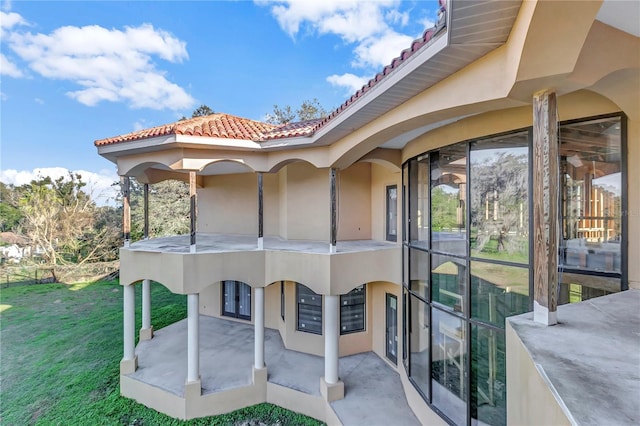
left=128, top=316, right=420, bottom=425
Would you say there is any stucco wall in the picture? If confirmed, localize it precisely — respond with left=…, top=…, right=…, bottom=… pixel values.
left=198, top=173, right=279, bottom=236
left=336, top=162, right=372, bottom=241
left=284, top=162, right=329, bottom=241
left=370, top=163, right=401, bottom=241
left=505, top=321, right=571, bottom=426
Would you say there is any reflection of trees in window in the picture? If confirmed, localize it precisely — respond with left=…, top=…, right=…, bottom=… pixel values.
left=431, top=187, right=460, bottom=231
left=470, top=139, right=529, bottom=263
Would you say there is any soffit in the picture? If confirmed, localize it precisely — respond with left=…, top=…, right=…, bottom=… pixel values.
left=309, top=0, right=523, bottom=149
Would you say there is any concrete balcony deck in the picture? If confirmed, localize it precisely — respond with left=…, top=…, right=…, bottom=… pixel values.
left=507, top=290, right=640, bottom=425
left=127, top=233, right=398, bottom=254
left=122, top=316, right=420, bottom=424
left=119, top=233, right=401, bottom=295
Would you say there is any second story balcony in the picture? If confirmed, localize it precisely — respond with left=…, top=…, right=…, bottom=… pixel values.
left=120, top=233, right=401, bottom=296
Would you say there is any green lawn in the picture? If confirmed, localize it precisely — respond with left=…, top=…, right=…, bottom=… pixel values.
left=0, top=280, right=323, bottom=426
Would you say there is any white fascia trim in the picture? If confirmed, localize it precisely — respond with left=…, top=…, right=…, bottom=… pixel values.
left=97, top=135, right=177, bottom=155
left=175, top=135, right=263, bottom=149
left=312, top=32, right=450, bottom=142
left=259, top=135, right=316, bottom=149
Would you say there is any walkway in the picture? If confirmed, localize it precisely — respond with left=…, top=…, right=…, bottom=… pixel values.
left=129, top=316, right=420, bottom=425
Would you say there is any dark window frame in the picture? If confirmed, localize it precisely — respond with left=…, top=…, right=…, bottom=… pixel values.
left=340, top=284, right=366, bottom=335
left=221, top=280, right=252, bottom=321
left=296, top=283, right=323, bottom=335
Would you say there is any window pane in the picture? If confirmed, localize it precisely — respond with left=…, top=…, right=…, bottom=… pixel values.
left=238, top=282, right=251, bottom=318
left=431, top=145, right=467, bottom=255
left=471, top=324, right=506, bottom=426
left=409, top=294, right=430, bottom=398
left=471, top=261, right=529, bottom=328
left=403, top=164, right=409, bottom=243
left=387, top=185, right=398, bottom=242
left=409, top=155, right=430, bottom=249
left=470, top=132, right=529, bottom=264
left=297, top=283, right=322, bottom=334
left=410, top=248, right=429, bottom=298
left=341, top=285, right=365, bottom=334
left=223, top=280, right=236, bottom=315
left=432, top=308, right=467, bottom=426
left=432, top=254, right=466, bottom=314
left=560, top=116, right=622, bottom=275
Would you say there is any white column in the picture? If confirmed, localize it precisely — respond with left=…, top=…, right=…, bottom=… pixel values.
left=187, top=294, right=200, bottom=383
left=123, top=284, right=135, bottom=361
left=254, top=287, right=265, bottom=369
left=142, top=279, right=151, bottom=330
left=324, top=294, right=339, bottom=384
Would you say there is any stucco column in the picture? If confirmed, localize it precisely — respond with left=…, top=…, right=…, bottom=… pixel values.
left=187, top=293, right=200, bottom=383
left=122, top=176, right=131, bottom=248
left=329, top=168, right=337, bottom=253
left=254, top=287, right=265, bottom=369
left=321, top=294, right=344, bottom=401
left=139, top=279, right=153, bottom=341
left=120, top=284, right=137, bottom=374
left=189, top=171, right=197, bottom=253
left=257, top=172, right=264, bottom=250
left=324, top=295, right=339, bottom=383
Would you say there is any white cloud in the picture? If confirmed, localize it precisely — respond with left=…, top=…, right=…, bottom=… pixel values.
left=0, top=11, right=26, bottom=31
left=0, top=52, right=22, bottom=77
left=0, top=167, right=120, bottom=206
left=0, top=91, right=7, bottom=101
left=259, top=1, right=430, bottom=95
left=3, top=18, right=195, bottom=110
left=326, top=72, right=370, bottom=93
left=353, top=30, right=414, bottom=69
left=34, top=97, right=44, bottom=104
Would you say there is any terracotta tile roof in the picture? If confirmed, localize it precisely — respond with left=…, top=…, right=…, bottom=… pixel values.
left=261, top=119, right=323, bottom=140
left=95, top=113, right=279, bottom=146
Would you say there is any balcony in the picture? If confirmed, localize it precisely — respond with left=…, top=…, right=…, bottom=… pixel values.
left=119, top=233, right=401, bottom=295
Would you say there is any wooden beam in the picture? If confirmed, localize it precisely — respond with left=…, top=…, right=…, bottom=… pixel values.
left=532, top=90, right=559, bottom=325
left=143, top=183, right=149, bottom=240
left=189, top=171, right=197, bottom=252
left=330, top=168, right=337, bottom=252
left=122, top=176, right=131, bottom=247
left=258, top=172, right=263, bottom=239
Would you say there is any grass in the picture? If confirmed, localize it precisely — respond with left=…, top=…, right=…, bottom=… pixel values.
left=0, top=280, right=324, bottom=426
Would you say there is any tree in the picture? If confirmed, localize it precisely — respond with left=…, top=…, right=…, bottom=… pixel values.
left=128, top=178, right=190, bottom=239
left=0, top=182, right=24, bottom=232
left=297, top=98, right=328, bottom=122
left=265, top=98, right=328, bottom=124
left=191, top=104, right=214, bottom=117
left=17, top=173, right=114, bottom=265
left=179, top=104, right=215, bottom=121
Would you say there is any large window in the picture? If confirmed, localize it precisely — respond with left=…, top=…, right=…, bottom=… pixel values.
left=297, top=283, right=322, bottom=334
left=402, top=115, right=625, bottom=426
left=341, top=285, right=366, bottom=334
left=559, top=116, right=624, bottom=302
left=222, top=280, right=251, bottom=320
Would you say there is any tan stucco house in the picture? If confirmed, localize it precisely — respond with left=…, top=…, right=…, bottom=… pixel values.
left=95, top=1, right=640, bottom=424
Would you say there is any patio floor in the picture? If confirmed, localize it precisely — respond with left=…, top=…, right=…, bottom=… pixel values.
left=126, top=233, right=397, bottom=254
left=129, top=316, right=420, bottom=425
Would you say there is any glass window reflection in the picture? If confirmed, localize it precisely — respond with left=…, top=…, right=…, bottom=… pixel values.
left=560, top=116, right=622, bottom=274
left=431, top=145, right=467, bottom=255
left=470, top=132, right=529, bottom=264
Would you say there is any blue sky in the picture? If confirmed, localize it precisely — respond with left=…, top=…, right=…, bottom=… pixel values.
left=1, top=0, right=439, bottom=203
